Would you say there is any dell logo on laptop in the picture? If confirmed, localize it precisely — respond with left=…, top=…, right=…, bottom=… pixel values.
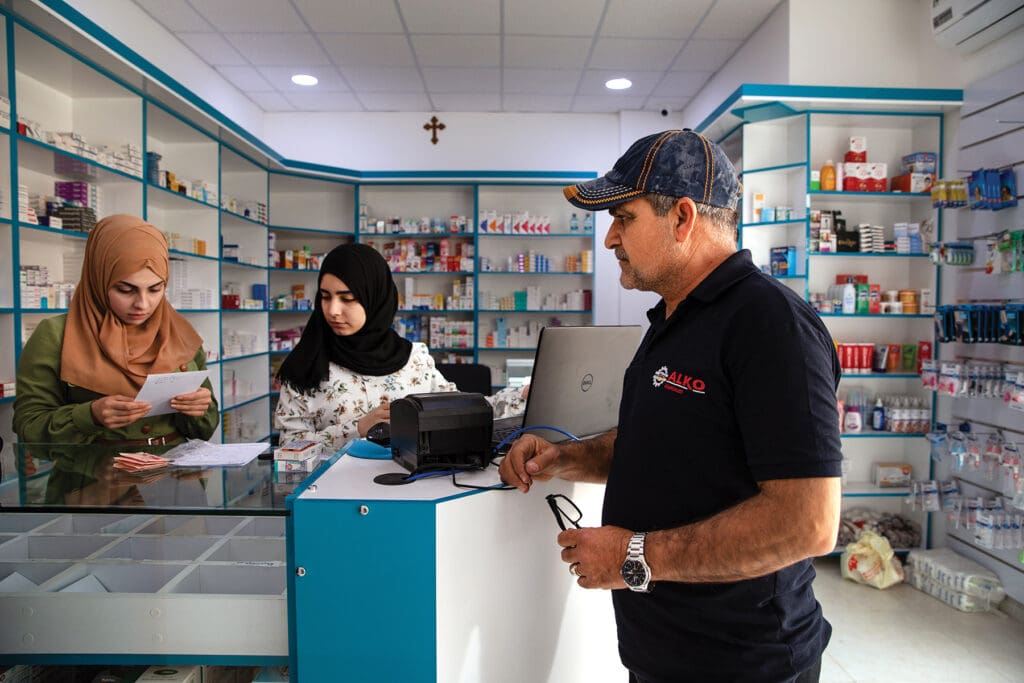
left=581, top=374, right=594, bottom=392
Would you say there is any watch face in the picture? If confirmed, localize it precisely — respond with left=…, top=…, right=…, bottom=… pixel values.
left=621, top=559, right=649, bottom=587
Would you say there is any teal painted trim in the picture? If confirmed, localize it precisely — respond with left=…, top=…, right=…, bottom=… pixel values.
left=0, top=654, right=287, bottom=666
left=841, top=433, right=923, bottom=439
left=397, top=309, right=471, bottom=314
left=713, top=121, right=744, bottom=146
left=0, top=217, right=11, bottom=225
left=741, top=219, right=806, bottom=228
left=841, top=491, right=912, bottom=498
left=808, top=251, right=931, bottom=257
left=774, top=274, right=806, bottom=280
left=169, top=248, right=219, bottom=262
left=5, top=18, right=18, bottom=366
left=221, top=351, right=270, bottom=362
left=269, top=224, right=355, bottom=236
left=391, top=270, right=474, bottom=276
left=177, top=308, right=220, bottom=313
left=276, top=158, right=365, bottom=181
left=364, top=231, right=473, bottom=238
left=478, top=346, right=539, bottom=352
left=0, top=308, right=13, bottom=313
left=840, top=373, right=922, bottom=379
left=478, top=309, right=591, bottom=313
left=810, top=190, right=931, bottom=199
left=0, top=396, right=14, bottom=404
left=362, top=169, right=597, bottom=181
left=805, top=108, right=945, bottom=120
left=268, top=266, right=319, bottom=273
left=694, top=84, right=745, bottom=133
left=29, top=1, right=283, bottom=162
left=149, top=182, right=219, bottom=210
left=20, top=308, right=69, bottom=314
left=739, top=83, right=962, bottom=105
left=744, top=162, right=806, bottom=175
left=478, top=271, right=591, bottom=276
left=221, top=393, right=269, bottom=411
left=222, top=260, right=268, bottom=272
left=478, top=232, right=595, bottom=238
left=271, top=167, right=358, bottom=186
left=819, top=313, right=932, bottom=319
left=221, top=209, right=269, bottom=228
left=731, top=101, right=799, bottom=123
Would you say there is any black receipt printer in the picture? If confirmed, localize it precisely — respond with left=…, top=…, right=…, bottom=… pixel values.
left=390, top=392, right=492, bottom=472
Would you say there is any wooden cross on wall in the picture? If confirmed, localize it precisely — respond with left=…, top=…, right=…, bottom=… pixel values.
left=423, top=116, right=445, bottom=145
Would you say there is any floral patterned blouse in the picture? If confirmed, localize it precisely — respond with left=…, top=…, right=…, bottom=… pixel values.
left=275, top=342, right=526, bottom=454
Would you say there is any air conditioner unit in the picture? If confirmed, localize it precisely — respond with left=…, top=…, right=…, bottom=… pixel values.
left=932, top=0, right=1024, bottom=53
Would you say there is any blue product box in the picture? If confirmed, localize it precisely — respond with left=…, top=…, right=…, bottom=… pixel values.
left=770, top=246, right=797, bottom=276
left=902, top=152, right=936, bottom=174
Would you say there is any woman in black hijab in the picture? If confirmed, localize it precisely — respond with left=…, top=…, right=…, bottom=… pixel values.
left=275, top=243, right=457, bottom=451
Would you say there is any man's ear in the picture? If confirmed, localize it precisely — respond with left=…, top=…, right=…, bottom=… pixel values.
left=672, top=197, right=698, bottom=242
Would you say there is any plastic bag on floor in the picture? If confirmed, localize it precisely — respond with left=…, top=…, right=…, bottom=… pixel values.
left=840, top=530, right=905, bottom=589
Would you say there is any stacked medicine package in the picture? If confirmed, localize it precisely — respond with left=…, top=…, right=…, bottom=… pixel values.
left=905, top=547, right=1005, bottom=613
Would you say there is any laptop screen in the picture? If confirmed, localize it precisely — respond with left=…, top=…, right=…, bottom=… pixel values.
left=517, top=325, right=642, bottom=443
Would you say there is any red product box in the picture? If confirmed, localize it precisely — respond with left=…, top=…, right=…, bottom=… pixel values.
left=890, top=173, right=935, bottom=194
left=844, top=150, right=867, bottom=163
left=917, top=340, right=933, bottom=374
left=868, top=284, right=882, bottom=314
left=835, top=274, right=869, bottom=284
left=221, top=294, right=240, bottom=309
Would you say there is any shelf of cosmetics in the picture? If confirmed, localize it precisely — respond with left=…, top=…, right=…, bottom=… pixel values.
left=933, top=303, right=1023, bottom=345
left=908, top=479, right=1023, bottom=551
left=810, top=210, right=930, bottom=254
left=929, top=231, right=1024, bottom=272
left=813, top=144, right=935, bottom=194
left=838, top=388, right=930, bottom=435
left=811, top=276, right=932, bottom=315
left=357, top=209, right=596, bottom=235
left=930, top=167, right=1019, bottom=211
left=920, top=360, right=1024, bottom=411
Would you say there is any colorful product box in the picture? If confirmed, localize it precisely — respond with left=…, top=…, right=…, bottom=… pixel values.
left=901, top=152, right=937, bottom=174
left=891, top=173, right=935, bottom=194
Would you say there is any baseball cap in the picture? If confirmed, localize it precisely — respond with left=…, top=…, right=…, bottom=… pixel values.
left=563, top=129, right=740, bottom=211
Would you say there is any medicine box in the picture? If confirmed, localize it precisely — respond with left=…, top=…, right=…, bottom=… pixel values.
left=769, top=246, right=797, bottom=276
left=872, top=462, right=912, bottom=488
left=274, top=440, right=321, bottom=461
left=901, top=152, right=937, bottom=174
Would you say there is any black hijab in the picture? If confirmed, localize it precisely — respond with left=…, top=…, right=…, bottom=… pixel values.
left=277, top=243, right=412, bottom=392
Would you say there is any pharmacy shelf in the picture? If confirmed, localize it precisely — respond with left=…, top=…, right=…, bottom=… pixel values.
left=841, top=482, right=910, bottom=497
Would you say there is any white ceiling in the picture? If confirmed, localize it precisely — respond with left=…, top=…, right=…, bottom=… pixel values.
left=129, top=0, right=783, bottom=114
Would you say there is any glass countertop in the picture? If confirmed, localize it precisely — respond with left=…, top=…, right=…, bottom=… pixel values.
left=0, top=442, right=306, bottom=515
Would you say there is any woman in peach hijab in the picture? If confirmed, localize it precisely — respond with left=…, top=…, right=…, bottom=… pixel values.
left=14, top=214, right=218, bottom=445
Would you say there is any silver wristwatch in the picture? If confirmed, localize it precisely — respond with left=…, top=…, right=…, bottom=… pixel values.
left=620, top=531, right=653, bottom=593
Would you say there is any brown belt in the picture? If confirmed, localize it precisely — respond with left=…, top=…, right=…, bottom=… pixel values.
left=96, top=431, right=180, bottom=447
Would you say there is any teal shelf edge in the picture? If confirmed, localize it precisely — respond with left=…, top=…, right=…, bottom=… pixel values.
left=819, top=313, right=933, bottom=319
left=18, top=223, right=87, bottom=239
left=169, top=248, right=219, bottom=262
left=773, top=274, right=806, bottom=280
left=743, top=161, right=806, bottom=175
left=478, top=309, right=591, bottom=314
left=269, top=309, right=314, bottom=314
left=17, top=133, right=143, bottom=183
left=478, top=271, right=592, bottom=276
left=840, top=432, right=925, bottom=438
left=0, top=396, right=14, bottom=404
left=0, top=216, right=12, bottom=225
left=221, top=351, right=269, bottom=362
left=361, top=232, right=473, bottom=238
left=809, top=190, right=931, bottom=199
left=220, top=209, right=268, bottom=227
left=268, top=266, right=319, bottom=273
left=221, top=308, right=269, bottom=313
left=270, top=224, right=355, bottom=236
left=148, top=181, right=218, bottom=209
left=478, top=347, right=538, bottom=352
left=808, top=252, right=931, bottom=258
left=20, top=308, right=69, bottom=314
left=742, top=219, right=805, bottom=228
left=221, top=260, right=267, bottom=271
left=478, top=232, right=596, bottom=238
left=269, top=350, right=292, bottom=356
left=841, top=373, right=921, bottom=379
left=221, top=393, right=270, bottom=411
left=0, top=307, right=14, bottom=313
left=178, top=308, right=220, bottom=313
left=390, top=270, right=474, bottom=276
left=397, top=309, right=472, bottom=314
left=431, top=347, right=475, bottom=353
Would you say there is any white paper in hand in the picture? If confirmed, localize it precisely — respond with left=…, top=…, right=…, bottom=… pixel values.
left=135, top=370, right=209, bottom=416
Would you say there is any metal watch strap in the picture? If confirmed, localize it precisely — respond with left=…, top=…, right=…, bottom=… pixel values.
left=628, top=531, right=647, bottom=559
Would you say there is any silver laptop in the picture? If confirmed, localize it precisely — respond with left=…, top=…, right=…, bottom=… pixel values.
left=492, top=325, right=643, bottom=448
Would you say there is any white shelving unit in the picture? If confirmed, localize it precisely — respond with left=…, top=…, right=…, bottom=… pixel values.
left=699, top=85, right=962, bottom=553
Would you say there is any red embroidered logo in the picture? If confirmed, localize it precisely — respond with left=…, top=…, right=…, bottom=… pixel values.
left=652, top=366, right=706, bottom=395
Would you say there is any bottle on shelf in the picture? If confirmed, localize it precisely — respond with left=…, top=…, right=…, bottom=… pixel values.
left=820, top=160, right=836, bottom=191
left=569, top=213, right=580, bottom=233
left=583, top=212, right=593, bottom=233
left=871, top=398, right=885, bottom=431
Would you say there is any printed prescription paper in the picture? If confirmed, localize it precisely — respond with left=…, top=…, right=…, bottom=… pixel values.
left=134, top=370, right=210, bottom=416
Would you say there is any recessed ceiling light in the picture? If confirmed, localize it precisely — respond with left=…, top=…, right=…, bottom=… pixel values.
left=291, top=74, right=318, bottom=86
left=605, top=78, right=632, bottom=91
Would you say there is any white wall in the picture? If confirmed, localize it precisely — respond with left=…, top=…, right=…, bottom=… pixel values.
left=59, top=0, right=265, bottom=141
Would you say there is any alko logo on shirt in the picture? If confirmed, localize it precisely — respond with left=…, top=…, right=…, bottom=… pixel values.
left=652, top=366, right=706, bottom=395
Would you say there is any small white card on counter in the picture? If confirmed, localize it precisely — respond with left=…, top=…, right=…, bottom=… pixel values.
left=134, top=370, right=209, bottom=416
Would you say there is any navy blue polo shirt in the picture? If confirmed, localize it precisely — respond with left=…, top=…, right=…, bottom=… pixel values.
left=603, top=250, right=842, bottom=683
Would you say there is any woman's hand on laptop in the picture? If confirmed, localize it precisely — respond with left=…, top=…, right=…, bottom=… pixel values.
left=499, top=434, right=562, bottom=493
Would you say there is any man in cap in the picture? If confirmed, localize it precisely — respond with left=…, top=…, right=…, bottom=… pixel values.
left=500, top=130, right=842, bottom=682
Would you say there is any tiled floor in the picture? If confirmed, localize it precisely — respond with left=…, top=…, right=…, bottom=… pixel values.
left=813, top=557, right=1024, bottom=682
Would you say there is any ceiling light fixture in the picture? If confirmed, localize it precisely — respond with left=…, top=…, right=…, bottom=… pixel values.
left=291, top=74, right=318, bottom=86
left=605, top=78, right=632, bottom=91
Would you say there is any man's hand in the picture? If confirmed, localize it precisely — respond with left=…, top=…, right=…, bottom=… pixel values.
left=170, top=387, right=212, bottom=417
left=498, top=433, right=562, bottom=493
left=91, top=395, right=151, bottom=429
left=558, top=525, right=633, bottom=590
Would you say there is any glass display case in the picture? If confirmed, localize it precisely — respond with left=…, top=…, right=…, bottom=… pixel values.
left=0, top=442, right=295, bottom=667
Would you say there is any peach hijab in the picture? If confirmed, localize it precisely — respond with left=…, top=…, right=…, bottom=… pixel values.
left=60, top=214, right=202, bottom=396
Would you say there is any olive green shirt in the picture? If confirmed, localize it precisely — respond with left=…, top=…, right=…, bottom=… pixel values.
left=13, top=315, right=219, bottom=444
